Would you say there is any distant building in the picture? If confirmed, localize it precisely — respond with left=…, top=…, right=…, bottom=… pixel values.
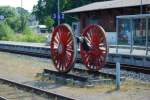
left=37, top=25, right=48, bottom=33
left=64, top=0, right=150, bottom=44
left=28, top=16, right=48, bottom=34
left=28, top=15, right=39, bottom=26
left=64, top=0, right=150, bottom=32
left=0, top=15, right=5, bottom=21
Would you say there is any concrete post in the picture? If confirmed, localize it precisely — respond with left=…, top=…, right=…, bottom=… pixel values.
left=146, top=18, right=148, bottom=55
left=116, top=19, right=119, bottom=54
left=116, top=62, right=120, bottom=90
left=130, top=19, right=133, bottom=54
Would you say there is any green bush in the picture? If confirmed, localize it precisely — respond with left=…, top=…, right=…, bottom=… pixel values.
left=5, top=16, right=22, bottom=32
left=0, top=22, right=15, bottom=40
left=21, top=26, right=46, bottom=43
left=22, top=33, right=46, bottom=43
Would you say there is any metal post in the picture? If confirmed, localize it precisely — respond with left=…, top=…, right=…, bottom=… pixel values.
left=116, top=62, right=120, bottom=90
left=57, top=0, right=60, bottom=25
left=140, top=0, right=143, bottom=14
left=130, top=19, right=133, bottom=54
left=116, top=18, right=119, bottom=54
left=146, top=18, right=148, bottom=55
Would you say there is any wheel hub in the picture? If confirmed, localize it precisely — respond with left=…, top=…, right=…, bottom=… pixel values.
left=58, top=43, right=63, bottom=54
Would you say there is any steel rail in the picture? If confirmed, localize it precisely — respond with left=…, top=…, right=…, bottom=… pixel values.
left=44, top=69, right=89, bottom=82
left=0, top=78, right=74, bottom=100
left=44, top=67, right=116, bottom=81
left=72, top=67, right=116, bottom=79
left=0, top=96, right=7, bottom=100
left=106, top=62, right=150, bottom=74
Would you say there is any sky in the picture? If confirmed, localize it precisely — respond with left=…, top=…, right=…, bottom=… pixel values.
left=0, top=0, right=38, bottom=12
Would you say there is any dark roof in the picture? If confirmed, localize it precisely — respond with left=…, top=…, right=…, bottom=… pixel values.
left=64, top=0, right=150, bottom=13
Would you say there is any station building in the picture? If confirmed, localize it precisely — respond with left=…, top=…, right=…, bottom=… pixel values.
left=64, top=0, right=150, bottom=44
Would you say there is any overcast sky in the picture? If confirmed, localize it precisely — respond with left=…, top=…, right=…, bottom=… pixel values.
left=0, top=0, right=38, bottom=12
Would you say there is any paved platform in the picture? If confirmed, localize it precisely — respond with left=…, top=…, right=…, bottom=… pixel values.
left=109, top=48, right=150, bottom=56
left=0, top=41, right=149, bottom=56
left=0, top=41, right=49, bottom=48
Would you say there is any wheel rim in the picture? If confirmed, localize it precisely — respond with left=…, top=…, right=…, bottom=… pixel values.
left=80, top=24, right=108, bottom=71
left=50, top=24, right=76, bottom=73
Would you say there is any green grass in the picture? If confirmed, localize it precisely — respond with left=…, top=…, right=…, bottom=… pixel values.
left=7, top=33, right=46, bottom=43
left=0, top=23, right=46, bottom=43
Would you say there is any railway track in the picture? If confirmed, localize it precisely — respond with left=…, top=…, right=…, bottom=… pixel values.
left=0, top=48, right=149, bottom=74
left=0, top=78, right=74, bottom=100
left=72, top=67, right=116, bottom=79
left=41, top=62, right=131, bottom=86
left=42, top=64, right=150, bottom=84
left=105, top=63, right=150, bottom=74
left=43, top=68, right=116, bottom=84
left=0, top=96, right=7, bottom=100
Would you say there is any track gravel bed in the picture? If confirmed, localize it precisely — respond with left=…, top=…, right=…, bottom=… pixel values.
left=100, top=67, right=150, bottom=82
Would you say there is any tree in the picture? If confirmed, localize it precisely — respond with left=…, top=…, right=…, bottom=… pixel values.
left=43, top=16, right=54, bottom=31
left=16, top=7, right=30, bottom=32
left=5, top=16, right=21, bottom=32
left=32, top=0, right=47, bottom=24
left=16, top=7, right=29, bottom=16
left=0, top=6, right=17, bottom=18
left=0, top=6, right=29, bottom=32
left=33, top=0, right=108, bottom=26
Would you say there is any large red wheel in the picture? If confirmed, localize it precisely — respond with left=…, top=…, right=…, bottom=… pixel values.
left=50, top=24, right=76, bottom=73
left=80, top=24, right=108, bottom=71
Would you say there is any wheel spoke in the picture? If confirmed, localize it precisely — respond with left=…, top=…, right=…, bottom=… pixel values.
left=66, top=38, right=72, bottom=45
left=87, top=32, right=92, bottom=41
left=66, top=48, right=73, bottom=53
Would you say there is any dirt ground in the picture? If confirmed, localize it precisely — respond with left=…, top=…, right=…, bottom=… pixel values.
left=0, top=51, right=150, bottom=100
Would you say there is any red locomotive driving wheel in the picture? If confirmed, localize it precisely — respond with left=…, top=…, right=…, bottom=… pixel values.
left=80, top=24, right=108, bottom=71
left=50, top=24, right=76, bottom=73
